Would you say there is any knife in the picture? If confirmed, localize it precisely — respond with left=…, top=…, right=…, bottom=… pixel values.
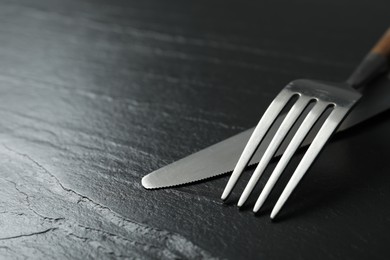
left=142, top=72, right=390, bottom=189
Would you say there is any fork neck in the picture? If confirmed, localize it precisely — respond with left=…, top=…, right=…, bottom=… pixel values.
left=347, top=28, right=390, bottom=89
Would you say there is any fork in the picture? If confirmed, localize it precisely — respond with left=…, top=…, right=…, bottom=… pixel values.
left=221, top=28, right=390, bottom=219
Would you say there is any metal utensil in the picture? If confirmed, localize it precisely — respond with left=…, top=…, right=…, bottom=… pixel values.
left=142, top=61, right=390, bottom=191
left=221, top=28, right=390, bottom=218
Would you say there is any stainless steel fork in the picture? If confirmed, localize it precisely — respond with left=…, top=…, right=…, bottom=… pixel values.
left=221, top=28, right=390, bottom=219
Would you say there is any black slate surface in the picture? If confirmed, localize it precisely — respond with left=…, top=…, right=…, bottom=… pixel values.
left=0, top=0, right=389, bottom=259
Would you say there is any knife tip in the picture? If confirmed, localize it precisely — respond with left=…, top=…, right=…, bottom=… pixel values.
left=141, top=175, right=153, bottom=189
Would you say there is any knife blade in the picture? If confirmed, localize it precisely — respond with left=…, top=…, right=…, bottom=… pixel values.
left=142, top=73, right=390, bottom=189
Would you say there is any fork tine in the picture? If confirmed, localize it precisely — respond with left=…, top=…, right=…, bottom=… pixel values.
left=270, top=106, right=349, bottom=219
left=253, top=101, right=329, bottom=212
left=221, top=90, right=295, bottom=200
left=237, top=96, right=311, bottom=207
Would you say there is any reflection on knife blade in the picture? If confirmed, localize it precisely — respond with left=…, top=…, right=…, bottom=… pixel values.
left=142, top=73, right=390, bottom=189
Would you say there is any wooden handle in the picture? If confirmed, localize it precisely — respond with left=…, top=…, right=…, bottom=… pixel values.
left=371, top=28, right=390, bottom=57
left=347, top=27, right=390, bottom=88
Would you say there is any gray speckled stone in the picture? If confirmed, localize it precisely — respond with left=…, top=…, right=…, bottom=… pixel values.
left=0, top=0, right=389, bottom=259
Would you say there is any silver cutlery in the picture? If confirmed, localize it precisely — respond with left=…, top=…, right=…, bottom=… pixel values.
left=142, top=70, right=390, bottom=190
left=221, top=28, right=390, bottom=218
left=142, top=30, right=390, bottom=191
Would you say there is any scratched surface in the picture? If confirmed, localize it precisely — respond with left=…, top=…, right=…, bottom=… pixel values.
left=0, top=0, right=390, bottom=259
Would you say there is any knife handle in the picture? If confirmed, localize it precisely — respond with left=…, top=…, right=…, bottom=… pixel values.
left=347, top=27, right=390, bottom=88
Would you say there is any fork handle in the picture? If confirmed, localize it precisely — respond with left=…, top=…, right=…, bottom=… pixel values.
left=347, top=27, right=390, bottom=88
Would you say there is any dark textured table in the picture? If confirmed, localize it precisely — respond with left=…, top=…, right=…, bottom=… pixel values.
left=0, top=0, right=389, bottom=259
